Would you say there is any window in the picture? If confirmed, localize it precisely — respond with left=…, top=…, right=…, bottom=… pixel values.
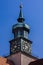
left=18, top=30, right=23, bottom=37
left=24, top=31, right=28, bottom=38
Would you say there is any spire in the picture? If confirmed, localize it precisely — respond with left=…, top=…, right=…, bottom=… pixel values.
left=17, top=1, right=25, bottom=23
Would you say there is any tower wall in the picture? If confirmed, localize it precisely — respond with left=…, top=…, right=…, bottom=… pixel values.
left=7, top=52, right=37, bottom=65
left=21, top=53, right=37, bottom=65
left=7, top=52, right=21, bottom=65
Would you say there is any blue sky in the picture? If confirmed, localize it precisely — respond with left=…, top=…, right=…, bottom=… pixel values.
left=0, top=0, right=43, bottom=58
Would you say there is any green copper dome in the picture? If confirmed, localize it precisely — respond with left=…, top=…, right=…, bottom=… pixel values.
left=12, top=23, right=30, bottom=33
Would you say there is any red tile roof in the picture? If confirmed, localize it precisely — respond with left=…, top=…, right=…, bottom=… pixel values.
left=0, top=57, right=14, bottom=65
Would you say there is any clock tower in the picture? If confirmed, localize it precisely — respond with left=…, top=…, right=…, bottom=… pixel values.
left=7, top=2, right=38, bottom=65
left=10, top=3, right=32, bottom=55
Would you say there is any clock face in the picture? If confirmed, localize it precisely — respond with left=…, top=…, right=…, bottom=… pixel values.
left=11, top=44, right=17, bottom=53
left=10, top=40, right=21, bottom=54
left=21, top=39, right=31, bottom=53
left=22, top=43, right=29, bottom=51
